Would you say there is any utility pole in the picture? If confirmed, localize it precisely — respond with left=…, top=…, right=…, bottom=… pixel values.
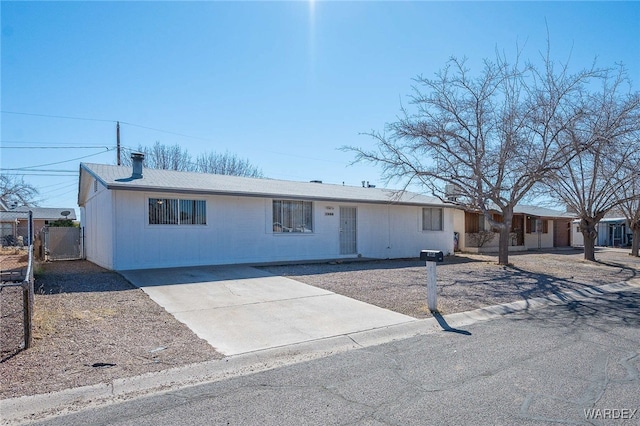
left=116, top=121, right=121, bottom=165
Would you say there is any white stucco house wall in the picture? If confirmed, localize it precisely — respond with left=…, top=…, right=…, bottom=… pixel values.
left=78, top=159, right=457, bottom=270
left=453, top=205, right=575, bottom=253
left=571, top=217, right=632, bottom=248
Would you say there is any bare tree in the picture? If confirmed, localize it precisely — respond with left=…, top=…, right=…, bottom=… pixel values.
left=542, top=66, right=640, bottom=261
left=0, top=175, right=39, bottom=207
left=346, top=48, right=597, bottom=265
left=123, top=142, right=193, bottom=171
left=122, top=143, right=264, bottom=178
left=195, top=151, right=263, bottom=178
left=618, top=185, right=640, bottom=257
left=609, top=156, right=640, bottom=257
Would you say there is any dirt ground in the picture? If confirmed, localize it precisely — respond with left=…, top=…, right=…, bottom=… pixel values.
left=1, top=248, right=639, bottom=400
left=0, top=248, right=29, bottom=282
left=0, top=261, right=223, bottom=400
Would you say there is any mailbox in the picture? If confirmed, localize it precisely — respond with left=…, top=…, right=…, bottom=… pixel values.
left=420, top=250, right=443, bottom=262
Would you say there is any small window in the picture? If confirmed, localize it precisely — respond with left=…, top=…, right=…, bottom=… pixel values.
left=149, top=198, right=206, bottom=225
left=273, top=200, right=313, bottom=233
left=465, top=211, right=487, bottom=233
left=527, top=217, right=548, bottom=233
left=422, top=208, right=443, bottom=231
left=526, top=217, right=536, bottom=233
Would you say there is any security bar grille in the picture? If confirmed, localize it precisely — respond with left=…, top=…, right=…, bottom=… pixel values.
left=149, top=198, right=206, bottom=225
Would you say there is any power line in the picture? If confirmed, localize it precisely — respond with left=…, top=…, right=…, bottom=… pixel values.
left=37, top=179, right=80, bottom=190
left=1, top=110, right=115, bottom=123
left=1, top=146, right=112, bottom=149
left=46, top=182, right=80, bottom=195
left=1, top=140, right=112, bottom=145
left=2, top=150, right=110, bottom=170
left=1, top=110, right=215, bottom=141
left=0, top=173, right=78, bottom=177
left=48, top=187, right=80, bottom=198
left=118, top=121, right=214, bottom=141
left=0, top=169, right=77, bottom=172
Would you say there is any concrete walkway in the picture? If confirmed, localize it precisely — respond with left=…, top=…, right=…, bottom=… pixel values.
left=120, top=265, right=415, bottom=355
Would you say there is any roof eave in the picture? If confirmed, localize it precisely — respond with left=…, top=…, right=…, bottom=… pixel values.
left=102, top=183, right=449, bottom=207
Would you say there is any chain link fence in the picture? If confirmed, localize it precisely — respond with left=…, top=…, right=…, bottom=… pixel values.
left=0, top=211, right=33, bottom=248
left=1, top=212, right=35, bottom=357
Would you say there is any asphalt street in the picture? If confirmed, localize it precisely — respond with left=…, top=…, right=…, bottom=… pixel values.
left=33, top=288, right=640, bottom=426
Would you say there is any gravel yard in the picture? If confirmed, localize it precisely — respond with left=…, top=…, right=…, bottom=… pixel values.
left=0, top=261, right=223, bottom=400
left=262, top=248, right=640, bottom=319
left=1, top=248, right=638, bottom=400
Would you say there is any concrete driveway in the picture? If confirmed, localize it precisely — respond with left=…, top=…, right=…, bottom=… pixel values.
left=121, top=265, right=415, bottom=355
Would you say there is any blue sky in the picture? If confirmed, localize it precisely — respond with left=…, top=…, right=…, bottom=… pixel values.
left=2, top=1, right=639, bottom=212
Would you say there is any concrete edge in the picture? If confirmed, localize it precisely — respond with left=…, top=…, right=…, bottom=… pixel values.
left=3, top=279, right=640, bottom=425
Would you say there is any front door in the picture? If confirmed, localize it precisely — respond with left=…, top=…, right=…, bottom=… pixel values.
left=339, top=206, right=357, bottom=255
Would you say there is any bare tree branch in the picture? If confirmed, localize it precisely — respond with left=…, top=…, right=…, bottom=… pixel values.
left=345, top=46, right=600, bottom=265
left=121, top=144, right=263, bottom=178
left=542, top=65, right=640, bottom=260
left=0, top=175, right=40, bottom=207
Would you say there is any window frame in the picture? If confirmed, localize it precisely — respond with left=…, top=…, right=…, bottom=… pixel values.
left=272, top=200, right=314, bottom=234
left=148, top=197, right=207, bottom=226
left=464, top=211, right=483, bottom=233
left=526, top=217, right=549, bottom=234
left=422, top=207, right=444, bottom=231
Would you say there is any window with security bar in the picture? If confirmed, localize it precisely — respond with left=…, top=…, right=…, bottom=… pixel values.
left=273, top=200, right=313, bottom=233
left=149, top=198, right=206, bottom=225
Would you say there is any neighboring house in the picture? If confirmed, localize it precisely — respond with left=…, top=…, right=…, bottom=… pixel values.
left=78, top=158, right=457, bottom=270
left=571, top=217, right=632, bottom=248
left=0, top=206, right=77, bottom=246
left=453, top=205, right=575, bottom=253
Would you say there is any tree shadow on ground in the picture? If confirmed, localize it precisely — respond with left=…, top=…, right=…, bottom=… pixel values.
left=593, top=260, right=639, bottom=280
left=435, top=260, right=637, bottom=315
left=511, top=289, right=640, bottom=329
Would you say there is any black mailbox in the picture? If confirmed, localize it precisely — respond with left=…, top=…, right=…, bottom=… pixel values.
left=420, top=250, right=443, bottom=262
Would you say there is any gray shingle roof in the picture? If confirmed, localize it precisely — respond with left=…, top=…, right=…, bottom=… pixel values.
left=513, top=205, right=576, bottom=218
left=80, top=163, right=448, bottom=207
left=0, top=207, right=76, bottom=221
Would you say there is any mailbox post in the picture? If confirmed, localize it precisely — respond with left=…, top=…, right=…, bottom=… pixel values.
left=420, top=250, right=443, bottom=312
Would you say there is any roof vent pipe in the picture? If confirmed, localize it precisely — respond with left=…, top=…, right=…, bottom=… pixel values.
left=131, top=153, right=144, bottom=179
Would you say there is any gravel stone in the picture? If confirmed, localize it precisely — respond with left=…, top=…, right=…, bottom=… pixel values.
left=1, top=248, right=638, bottom=399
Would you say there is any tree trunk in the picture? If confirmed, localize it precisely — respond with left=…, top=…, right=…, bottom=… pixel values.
left=498, top=226, right=511, bottom=265
left=631, top=222, right=640, bottom=257
left=497, top=206, right=513, bottom=266
left=580, top=218, right=598, bottom=262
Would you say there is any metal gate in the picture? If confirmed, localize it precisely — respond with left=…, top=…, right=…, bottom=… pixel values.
left=43, top=227, right=82, bottom=260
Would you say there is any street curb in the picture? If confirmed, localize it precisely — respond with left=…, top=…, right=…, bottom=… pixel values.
left=2, top=279, right=639, bottom=425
